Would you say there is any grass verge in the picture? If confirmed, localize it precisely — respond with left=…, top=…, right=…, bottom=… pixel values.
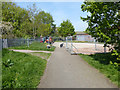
left=31, top=52, right=51, bottom=60
left=0, top=51, right=2, bottom=89
left=55, top=40, right=104, bottom=44
left=2, top=49, right=47, bottom=88
left=9, top=42, right=56, bottom=51
left=79, top=53, right=119, bottom=87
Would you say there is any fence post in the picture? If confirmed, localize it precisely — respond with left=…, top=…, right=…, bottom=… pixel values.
left=71, top=36, right=73, bottom=54
left=104, top=41, right=106, bottom=53
left=95, top=39, right=97, bottom=50
left=27, top=38, right=29, bottom=47
left=2, top=39, right=8, bottom=48
left=66, top=37, right=68, bottom=49
left=1, top=39, right=3, bottom=49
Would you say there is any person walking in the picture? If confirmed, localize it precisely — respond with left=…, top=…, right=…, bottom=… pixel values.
left=49, top=36, right=52, bottom=44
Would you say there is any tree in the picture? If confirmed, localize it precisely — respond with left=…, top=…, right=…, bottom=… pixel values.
left=58, top=20, right=75, bottom=37
left=2, top=2, right=32, bottom=38
left=34, top=11, right=56, bottom=37
left=81, top=2, right=120, bottom=64
left=2, top=2, right=56, bottom=38
left=27, top=3, right=39, bottom=39
left=37, top=24, right=52, bottom=37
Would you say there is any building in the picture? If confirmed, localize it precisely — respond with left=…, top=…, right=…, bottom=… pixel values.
left=75, top=31, right=94, bottom=42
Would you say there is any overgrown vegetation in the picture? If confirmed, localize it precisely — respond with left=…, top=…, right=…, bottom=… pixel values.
left=9, top=42, right=55, bottom=51
left=2, top=49, right=47, bottom=88
left=58, top=19, right=75, bottom=37
left=79, top=53, right=119, bottom=87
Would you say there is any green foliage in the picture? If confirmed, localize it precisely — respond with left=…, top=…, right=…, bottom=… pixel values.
left=37, top=23, right=53, bottom=37
left=2, top=49, right=47, bottom=88
left=2, top=2, right=56, bottom=38
left=58, top=20, right=75, bottom=37
left=2, top=2, right=32, bottom=38
left=81, top=2, right=120, bottom=65
left=79, top=53, right=119, bottom=87
left=9, top=42, right=56, bottom=51
left=34, top=11, right=56, bottom=37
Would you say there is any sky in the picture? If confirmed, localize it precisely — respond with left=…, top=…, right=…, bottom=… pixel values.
left=15, top=2, right=89, bottom=32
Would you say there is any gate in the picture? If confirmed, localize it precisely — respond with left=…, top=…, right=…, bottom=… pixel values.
left=66, top=36, right=108, bottom=55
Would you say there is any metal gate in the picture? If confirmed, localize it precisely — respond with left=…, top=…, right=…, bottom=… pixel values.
left=66, top=36, right=108, bottom=55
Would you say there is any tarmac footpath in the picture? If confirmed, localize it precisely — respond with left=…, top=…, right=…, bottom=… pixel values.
left=38, top=47, right=117, bottom=88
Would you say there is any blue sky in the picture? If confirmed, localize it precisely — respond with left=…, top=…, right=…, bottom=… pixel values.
left=15, top=2, right=89, bottom=32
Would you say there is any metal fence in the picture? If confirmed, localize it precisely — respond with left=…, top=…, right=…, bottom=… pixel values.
left=0, top=37, right=60, bottom=50
left=0, top=38, right=37, bottom=49
left=65, top=36, right=108, bottom=55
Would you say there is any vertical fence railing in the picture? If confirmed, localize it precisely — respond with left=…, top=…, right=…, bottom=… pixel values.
left=70, top=36, right=73, bottom=54
left=94, top=39, right=106, bottom=53
left=66, top=37, right=68, bottom=49
left=66, top=36, right=78, bottom=54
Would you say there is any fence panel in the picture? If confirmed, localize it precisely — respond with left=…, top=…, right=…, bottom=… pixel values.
left=7, top=38, right=27, bottom=47
left=1, top=38, right=36, bottom=49
left=65, top=36, right=109, bottom=55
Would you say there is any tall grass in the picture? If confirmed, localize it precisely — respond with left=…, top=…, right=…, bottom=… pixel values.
left=2, top=49, right=47, bottom=88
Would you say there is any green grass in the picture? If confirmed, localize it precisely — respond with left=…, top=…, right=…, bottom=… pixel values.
left=0, top=51, right=2, bottom=89
left=55, top=40, right=104, bottom=44
left=9, top=42, right=56, bottom=51
left=72, top=40, right=90, bottom=43
left=55, top=40, right=90, bottom=43
left=2, top=49, right=47, bottom=88
left=79, top=53, right=120, bottom=87
left=31, top=52, right=51, bottom=60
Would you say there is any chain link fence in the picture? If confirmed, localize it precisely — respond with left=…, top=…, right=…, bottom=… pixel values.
left=65, top=36, right=109, bottom=55
left=1, top=38, right=37, bottom=49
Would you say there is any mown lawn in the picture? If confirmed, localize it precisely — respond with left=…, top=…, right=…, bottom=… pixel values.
left=2, top=49, right=47, bottom=88
left=9, top=42, right=56, bottom=51
left=79, top=53, right=120, bottom=87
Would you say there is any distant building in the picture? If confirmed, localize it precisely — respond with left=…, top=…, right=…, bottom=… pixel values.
left=74, top=31, right=94, bottom=42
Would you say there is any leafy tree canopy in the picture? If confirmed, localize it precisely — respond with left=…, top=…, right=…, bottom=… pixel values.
left=81, top=2, right=120, bottom=51
left=2, top=2, right=56, bottom=38
left=81, top=2, right=120, bottom=65
left=58, top=20, right=75, bottom=37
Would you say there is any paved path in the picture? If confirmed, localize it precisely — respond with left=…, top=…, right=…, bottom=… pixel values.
left=10, top=49, right=53, bottom=53
left=38, top=47, right=117, bottom=88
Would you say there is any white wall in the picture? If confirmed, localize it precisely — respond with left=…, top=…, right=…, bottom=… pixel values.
left=76, top=35, right=94, bottom=42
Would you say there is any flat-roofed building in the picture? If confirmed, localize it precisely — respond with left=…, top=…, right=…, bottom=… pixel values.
left=75, top=31, right=94, bottom=42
